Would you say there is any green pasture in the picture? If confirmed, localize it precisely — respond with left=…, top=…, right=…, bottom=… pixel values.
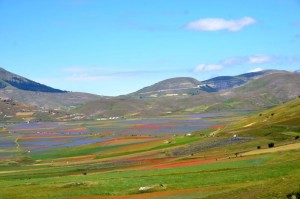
left=1, top=150, right=300, bottom=199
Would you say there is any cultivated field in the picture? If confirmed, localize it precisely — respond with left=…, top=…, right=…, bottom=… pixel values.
left=0, top=103, right=300, bottom=199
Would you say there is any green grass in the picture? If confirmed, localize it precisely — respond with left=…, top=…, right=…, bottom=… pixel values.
left=1, top=151, right=300, bottom=199
left=96, top=136, right=204, bottom=159
left=281, top=131, right=300, bottom=136
left=30, top=142, right=132, bottom=161
left=223, top=98, right=300, bottom=131
left=184, top=105, right=209, bottom=112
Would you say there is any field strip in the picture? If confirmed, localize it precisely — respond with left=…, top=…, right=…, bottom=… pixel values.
left=242, top=142, right=300, bottom=156
left=0, top=167, right=49, bottom=174
left=243, top=122, right=256, bottom=127
left=70, top=181, right=256, bottom=199
left=14, top=137, right=20, bottom=151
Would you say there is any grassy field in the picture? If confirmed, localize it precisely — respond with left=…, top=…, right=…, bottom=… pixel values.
left=1, top=150, right=300, bottom=199
left=1, top=99, right=300, bottom=198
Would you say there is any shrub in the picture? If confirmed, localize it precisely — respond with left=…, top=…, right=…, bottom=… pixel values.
left=287, top=191, right=300, bottom=199
left=268, top=143, right=275, bottom=148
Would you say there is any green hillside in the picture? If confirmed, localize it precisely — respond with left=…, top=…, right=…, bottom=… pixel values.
left=130, top=77, right=211, bottom=97
left=219, top=97, right=300, bottom=141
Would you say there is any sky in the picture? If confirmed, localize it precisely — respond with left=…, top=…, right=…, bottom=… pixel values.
left=0, top=0, right=300, bottom=96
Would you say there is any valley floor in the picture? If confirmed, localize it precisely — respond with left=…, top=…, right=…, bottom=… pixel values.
left=0, top=110, right=300, bottom=199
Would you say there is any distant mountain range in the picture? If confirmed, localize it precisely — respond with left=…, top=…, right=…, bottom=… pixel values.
left=202, top=70, right=285, bottom=91
left=1, top=67, right=300, bottom=118
left=79, top=70, right=300, bottom=118
left=130, top=70, right=286, bottom=98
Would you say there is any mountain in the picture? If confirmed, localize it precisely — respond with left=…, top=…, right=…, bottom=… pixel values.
left=295, top=69, right=300, bottom=74
left=202, top=70, right=283, bottom=91
left=1, top=67, right=299, bottom=116
left=0, top=67, right=66, bottom=93
left=130, top=77, right=216, bottom=98
left=79, top=71, right=300, bottom=118
left=77, top=93, right=222, bottom=118
left=130, top=70, right=285, bottom=98
left=0, top=67, right=103, bottom=109
left=233, top=72, right=300, bottom=101
left=0, top=89, right=104, bottom=109
left=205, top=72, right=300, bottom=111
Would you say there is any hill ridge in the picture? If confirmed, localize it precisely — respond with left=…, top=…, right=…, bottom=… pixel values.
left=0, top=67, right=66, bottom=93
left=0, top=67, right=103, bottom=108
left=131, top=70, right=287, bottom=98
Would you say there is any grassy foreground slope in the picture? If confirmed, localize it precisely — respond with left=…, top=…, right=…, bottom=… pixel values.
left=1, top=149, right=300, bottom=199
left=220, top=97, right=300, bottom=139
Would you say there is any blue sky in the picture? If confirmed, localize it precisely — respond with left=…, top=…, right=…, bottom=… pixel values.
left=0, top=0, right=300, bottom=96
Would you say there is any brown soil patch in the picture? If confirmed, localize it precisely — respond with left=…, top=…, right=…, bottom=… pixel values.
left=243, top=142, right=300, bottom=156
left=16, top=112, right=34, bottom=116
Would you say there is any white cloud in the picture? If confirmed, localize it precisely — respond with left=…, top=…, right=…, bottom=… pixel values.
left=248, top=68, right=264, bottom=73
left=193, top=54, right=272, bottom=74
left=193, top=64, right=223, bottom=73
left=248, top=55, right=271, bottom=64
left=185, top=17, right=256, bottom=32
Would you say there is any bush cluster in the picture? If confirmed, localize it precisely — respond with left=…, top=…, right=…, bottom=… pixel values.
left=268, top=143, right=275, bottom=148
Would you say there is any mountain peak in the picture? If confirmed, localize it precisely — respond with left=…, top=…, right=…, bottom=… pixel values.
left=202, top=69, right=286, bottom=91
left=130, top=77, right=217, bottom=97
